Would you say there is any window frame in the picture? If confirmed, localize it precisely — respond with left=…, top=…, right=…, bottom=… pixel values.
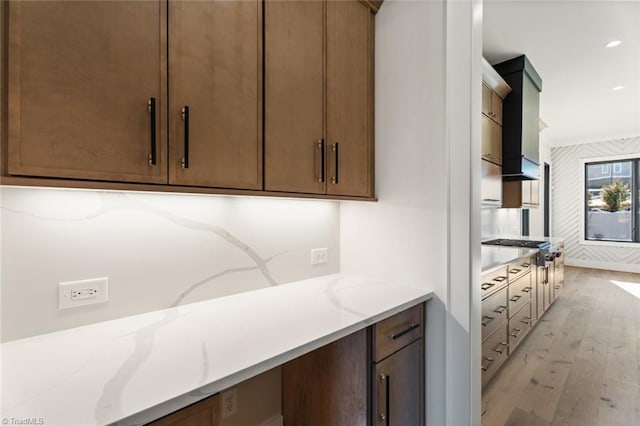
left=583, top=156, right=638, bottom=244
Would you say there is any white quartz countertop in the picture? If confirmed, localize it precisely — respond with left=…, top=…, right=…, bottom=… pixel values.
left=481, top=246, right=539, bottom=272
left=1, top=274, right=433, bottom=426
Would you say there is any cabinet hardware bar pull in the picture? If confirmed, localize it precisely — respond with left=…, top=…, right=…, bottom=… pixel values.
left=493, top=342, right=507, bottom=354
left=494, top=305, right=507, bottom=314
left=481, top=357, right=494, bottom=372
left=481, top=282, right=495, bottom=291
left=181, top=106, right=190, bottom=169
left=494, top=276, right=507, bottom=282
left=510, top=295, right=521, bottom=302
left=510, top=328, right=522, bottom=338
left=379, top=373, right=389, bottom=425
left=331, top=142, right=339, bottom=184
left=317, top=139, right=325, bottom=183
left=148, top=98, right=157, bottom=166
left=483, top=198, right=501, bottom=202
left=522, top=286, right=533, bottom=293
left=481, top=315, right=495, bottom=326
left=510, top=268, right=521, bottom=274
left=389, top=323, right=420, bottom=340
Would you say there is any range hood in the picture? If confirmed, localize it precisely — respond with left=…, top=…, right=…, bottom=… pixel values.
left=493, top=55, right=542, bottom=181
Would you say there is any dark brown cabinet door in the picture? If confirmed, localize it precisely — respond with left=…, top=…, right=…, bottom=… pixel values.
left=7, top=1, right=167, bottom=184
left=168, top=1, right=262, bottom=190
left=373, top=340, right=424, bottom=426
left=265, top=0, right=325, bottom=194
left=326, top=0, right=374, bottom=197
left=148, top=394, right=219, bottom=426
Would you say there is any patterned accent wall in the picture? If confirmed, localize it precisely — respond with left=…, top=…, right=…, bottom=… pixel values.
left=551, top=136, right=640, bottom=272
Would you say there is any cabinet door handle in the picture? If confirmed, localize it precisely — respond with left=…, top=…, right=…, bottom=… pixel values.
left=389, top=323, right=420, bottom=340
left=510, top=295, right=522, bottom=302
left=481, top=357, right=494, bottom=372
left=493, top=342, right=508, bottom=354
left=481, top=282, right=495, bottom=291
left=181, top=106, right=190, bottom=169
left=494, top=276, right=507, bottom=282
left=481, top=315, right=495, bottom=327
left=510, top=327, right=522, bottom=338
left=510, top=268, right=521, bottom=274
left=522, top=286, right=532, bottom=293
left=331, top=142, right=339, bottom=184
left=148, top=98, right=157, bottom=166
left=483, top=198, right=501, bottom=202
left=379, top=373, right=390, bottom=425
left=317, top=139, right=325, bottom=183
left=521, top=317, right=531, bottom=325
left=493, top=305, right=507, bottom=314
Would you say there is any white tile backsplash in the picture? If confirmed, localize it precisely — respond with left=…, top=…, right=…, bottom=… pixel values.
left=0, top=187, right=339, bottom=342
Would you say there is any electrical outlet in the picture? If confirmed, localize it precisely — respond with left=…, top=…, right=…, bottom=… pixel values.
left=310, top=248, right=328, bottom=265
left=221, top=388, right=238, bottom=419
left=58, top=277, right=108, bottom=309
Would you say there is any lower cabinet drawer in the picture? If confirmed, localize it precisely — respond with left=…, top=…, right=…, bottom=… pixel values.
left=373, top=304, right=423, bottom=362
left=481, top=286, right=508, bottom=341
left=508, top=272, right=532, bottom=318
left=481, top=322, right=509, bottom=388
left=508, top=302, right=532, bottom=355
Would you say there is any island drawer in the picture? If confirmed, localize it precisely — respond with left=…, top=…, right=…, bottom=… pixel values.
left=481, top=323, right=509, bottom=387
left=481, top=266, right=508, bottom=299
left=508, top=302, right=532, bottom=354
left=508, top=271, right=532, bottom=318
left=481, top=286, right=508, bottom=341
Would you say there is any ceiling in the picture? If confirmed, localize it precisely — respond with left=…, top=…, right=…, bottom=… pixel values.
left=483, top=0, right=640, bottom=147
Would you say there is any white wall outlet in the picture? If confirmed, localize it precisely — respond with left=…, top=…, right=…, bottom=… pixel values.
left=221, top=388, right=238, bottom=419
left=58, top=277, right=108, bottom=309
left=310, top=248, right=328, bottom=265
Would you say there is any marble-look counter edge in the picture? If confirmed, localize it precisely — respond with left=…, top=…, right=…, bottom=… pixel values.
left=481, top=246, right=539, bottom=273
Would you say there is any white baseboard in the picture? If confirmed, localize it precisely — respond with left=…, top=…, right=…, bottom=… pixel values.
left=565, top=258, right=640, bottom=274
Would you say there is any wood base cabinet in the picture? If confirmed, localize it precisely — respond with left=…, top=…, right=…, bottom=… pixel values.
left=147, top=394, right=219, bottom=426
left=265, top=0, right=374, bottom=197
left=282, top=303, right=425, bottom=426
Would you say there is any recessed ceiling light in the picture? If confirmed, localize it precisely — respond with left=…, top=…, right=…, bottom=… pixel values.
left=605, top=40, right=622, bottom=48
left=613, top=85, right=624, bottom=91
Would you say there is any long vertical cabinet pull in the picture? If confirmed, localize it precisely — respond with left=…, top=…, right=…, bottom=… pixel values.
left=331, top=142, right=339, bottom=184
left=148, top=98, right=157, bottom=166
left=379, top=373, right=390, bottom=424
left=181, top=106, right=190, bottom=169
left=317, top=139, right=325, bottom=182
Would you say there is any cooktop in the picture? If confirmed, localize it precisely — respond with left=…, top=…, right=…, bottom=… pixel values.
left=482, top=238, right=550, bottom=249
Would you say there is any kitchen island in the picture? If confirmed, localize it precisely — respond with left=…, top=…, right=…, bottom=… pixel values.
left=1, top=274, right=433, bottom=425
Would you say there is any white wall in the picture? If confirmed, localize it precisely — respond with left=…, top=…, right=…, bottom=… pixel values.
left=0, top=187, right=339, bottom=342
left=552, top=136, right=640, bottom=272
left=340, top=0, right=481, bottom=423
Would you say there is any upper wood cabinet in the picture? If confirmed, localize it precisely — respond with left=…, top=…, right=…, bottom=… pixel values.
left=168, top=1, right=262, bottom=190
left=265, top=0, right=374, bottom=197
left=482, top=83, right=503, bottom=126
left=481, top=115, right=502, bottom=165
left=502, top=179, right=539, bottom=208
left=7, top=1, right=167, bottom=184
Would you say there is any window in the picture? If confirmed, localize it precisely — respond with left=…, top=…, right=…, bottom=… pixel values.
left=585, top=159, right=637, bottom=242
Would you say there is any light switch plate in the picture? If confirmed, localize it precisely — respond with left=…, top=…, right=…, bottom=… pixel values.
left=59, top=277, right=108, bottom=309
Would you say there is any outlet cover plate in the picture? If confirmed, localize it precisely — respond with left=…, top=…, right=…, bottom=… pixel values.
left=59, top=277, right=108, bottom=309
left=221, top=388, right=238, bottom=419
left=310, top=248, right=328, bottom=265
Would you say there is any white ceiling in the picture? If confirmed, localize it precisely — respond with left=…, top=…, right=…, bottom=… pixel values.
left=483, top=0, right=640, bottom=147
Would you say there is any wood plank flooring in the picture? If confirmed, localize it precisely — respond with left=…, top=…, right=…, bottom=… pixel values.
left=482, top=266, right=640, bottom=426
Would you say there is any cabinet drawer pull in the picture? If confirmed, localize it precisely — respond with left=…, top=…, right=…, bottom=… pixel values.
left=522, top=286, right=532, bottom=293
left=493, top=341, right=508, bottom=354
left=510, top=268, right=521, bottom=274
left=521, top=317, right=531, bottom=325
left=148, top=97, right=157, bottom=166
left=510, top=295, right=522, bottom=302
left=481, top=282, right=495, bottom=291
left=389, top=323, right=420, bottom=340
left=481, top=357, right=494, bottom=372
left=317, top=139, right=325, bottom=183
left=181, top=106, right=190, bottom=169
left=331, top=142, right=339, bottom=184
left=522, top=263, right=530, bottom=268
left=510, top=328, right=522, bottom=338
left=481, top=315, right=495, bottom=327
left=494, top=305, right=507, bottom=314
left=483, top=198, right=500, bottom=202
left=494, top=276, right=507, bottom=282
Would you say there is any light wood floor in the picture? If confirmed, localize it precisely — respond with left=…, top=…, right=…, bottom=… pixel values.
left=482, top=266, right=640, bottom=426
